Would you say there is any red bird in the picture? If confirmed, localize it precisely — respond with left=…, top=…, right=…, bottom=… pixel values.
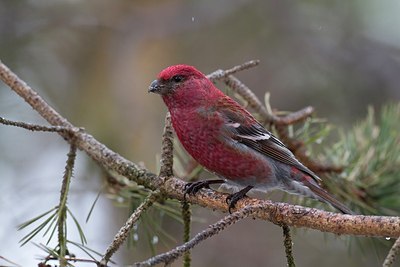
left=149, top=64, right=352, bottom=214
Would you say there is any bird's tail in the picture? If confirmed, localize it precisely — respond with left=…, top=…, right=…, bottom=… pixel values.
left=286, top=174, right=353, bottom=214
left=303, top=180, right=353, bottom=214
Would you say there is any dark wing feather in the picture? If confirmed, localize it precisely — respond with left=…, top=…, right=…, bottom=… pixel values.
left=222, top=108, right=321, bottom=183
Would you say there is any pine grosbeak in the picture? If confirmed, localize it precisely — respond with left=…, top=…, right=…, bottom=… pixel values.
left=149, top=64, right=352, bottom=214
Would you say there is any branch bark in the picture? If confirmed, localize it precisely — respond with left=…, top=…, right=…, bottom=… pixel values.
left=383, top=237, right=400, bottom=267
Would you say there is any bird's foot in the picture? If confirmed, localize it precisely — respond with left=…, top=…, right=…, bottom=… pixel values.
left=183, top=179, right=224, bottom=200
left=225, top=185, right=253, bottom=213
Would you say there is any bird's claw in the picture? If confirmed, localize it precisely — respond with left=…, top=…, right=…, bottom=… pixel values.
left=183, top=179, right=225, bottom=201
left=225, top=185, right=253, bottom=213
left=183, top=181, right=210, bottom=201
left=226, top=193, right=242, bottom=214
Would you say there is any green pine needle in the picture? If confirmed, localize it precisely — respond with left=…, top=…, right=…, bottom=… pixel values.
left=67, top=208, right=87, bottom=245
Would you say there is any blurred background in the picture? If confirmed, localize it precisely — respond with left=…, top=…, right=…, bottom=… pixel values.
left=1, top=0, right=400, bottom=266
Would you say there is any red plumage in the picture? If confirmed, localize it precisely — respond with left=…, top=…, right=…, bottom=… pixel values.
left=149, top=64, right=352, bottom=214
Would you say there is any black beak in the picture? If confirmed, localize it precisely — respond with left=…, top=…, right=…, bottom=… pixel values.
left=148, top=79, right=161, bottom=94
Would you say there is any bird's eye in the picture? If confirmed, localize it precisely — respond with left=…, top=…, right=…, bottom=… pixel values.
left=171, top=75, right=184, bottom=83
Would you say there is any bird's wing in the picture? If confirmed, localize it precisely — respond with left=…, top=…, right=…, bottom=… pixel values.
left=218, top=98, right=321, bottom=183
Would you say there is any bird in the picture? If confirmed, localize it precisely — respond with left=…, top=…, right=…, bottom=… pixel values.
left=148, top=64, right=352, bottom=214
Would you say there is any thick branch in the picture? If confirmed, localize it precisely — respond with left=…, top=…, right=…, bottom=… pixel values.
left=164, top=178, right=400, bottom=237
left=1, top=60, right=399, bottom=239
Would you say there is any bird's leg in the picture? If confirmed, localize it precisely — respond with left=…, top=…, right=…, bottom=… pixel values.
left=226, top=185, right=253, bottom=213
left=184, top=179, right=225, bottom=200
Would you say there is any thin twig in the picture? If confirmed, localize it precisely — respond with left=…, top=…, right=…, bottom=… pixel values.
left=134, top=205, right=264, bottom=267
left=206, top=59, right=260, bottom=81
left=181, top=201, right=192, bottom=267
left=100, top=190, right=162, bottom=267
left=282, top=224, right=296, bottom=267
left=0, top=116, right=78, bottom=133
left=159, top=112, right=174, bottom=178
left=57, top=145, right=77, bottom=267
left=274, top=106, right=315, bottom=125
left=383, top=237, right=400, bottom=267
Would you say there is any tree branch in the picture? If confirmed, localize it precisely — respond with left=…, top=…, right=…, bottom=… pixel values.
left=0, top=117, right=73, bottom=133
left=57, top=145, right=77, bottom=267
left=100, top=190, right=162, bottom=266
left=134, top=205, right=260, bottom=266
left=206, top=59, right=260, bottom=81
left=0, top=60, right=399, bottom=242
left=181, top=201, right=192, bottom=267
left=159, top=112, right=174, bottom=179
left=282, top=224, right=296, bottom=267
left=383, top=237, right=400, bottom=267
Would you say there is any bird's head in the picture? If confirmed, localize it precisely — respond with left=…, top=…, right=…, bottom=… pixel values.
left=149, top=65, right=220, bottom=108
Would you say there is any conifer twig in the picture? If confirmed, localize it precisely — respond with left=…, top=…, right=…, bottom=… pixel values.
left=206, top=59, right=260, bottom=81
left=100, top=190, right=162, bottom=267
left=0, top=116, right=78, bottom=133
left=57, top=145, right=77, bottom=267
left=159, top=112, right=174, bottom=179
left=383, top=237, right=400, bottom=267
left=282, top=224, right=296, bottom=267
left=134, top=205, right=263, bottom=267
left=181, top=201, right=192, bottom=267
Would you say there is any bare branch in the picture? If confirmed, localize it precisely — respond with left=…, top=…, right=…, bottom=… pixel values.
left=159, top=112, right=174, bottom=178
left=165, top=178, right=400, bottom=237
left=274, top=106, right=315, bottom=125
left=282, top=224, right=296, bottom=267
left=383, top=237, right=400, bottom=267
left=181, top=201, right=192, bottom=267
left=206, top=59, right=260, bottom=81
left=0, top=117, right=77, bottom=133
left=100, top=190, right=162, bottom=266
left=134, top=205, right=261, bottom=267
